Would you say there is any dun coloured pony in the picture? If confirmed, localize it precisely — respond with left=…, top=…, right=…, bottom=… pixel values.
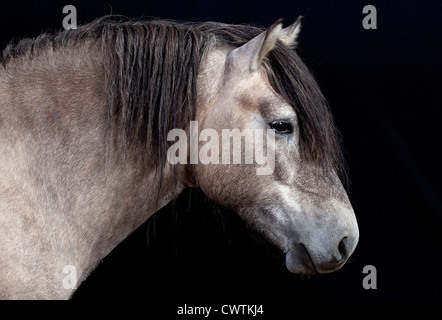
left=0, top=16, right=358, bottom=299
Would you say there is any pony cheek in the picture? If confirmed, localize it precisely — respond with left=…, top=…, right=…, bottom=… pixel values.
left=193, top=163, right=258, bottom=210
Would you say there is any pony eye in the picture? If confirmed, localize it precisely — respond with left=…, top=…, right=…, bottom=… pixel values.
left=269, top=120, right=293, bottom=134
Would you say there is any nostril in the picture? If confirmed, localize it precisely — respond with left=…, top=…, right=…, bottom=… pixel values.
left=338, top=236, right=348, bottom=260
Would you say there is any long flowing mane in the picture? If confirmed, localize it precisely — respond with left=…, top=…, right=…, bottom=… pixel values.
left=0, top=16, right=345, bottom=182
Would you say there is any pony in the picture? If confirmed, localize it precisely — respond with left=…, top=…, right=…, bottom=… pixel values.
left=0, top=16, right=359, bottom=299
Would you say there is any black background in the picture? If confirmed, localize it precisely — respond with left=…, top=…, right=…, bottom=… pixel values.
left=1, top=0, right=441, bottom=311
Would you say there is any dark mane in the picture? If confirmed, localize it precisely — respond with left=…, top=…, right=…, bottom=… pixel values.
left=267, top=45, right=347, bottom=183
left=0, top=16, right=346, bottom=183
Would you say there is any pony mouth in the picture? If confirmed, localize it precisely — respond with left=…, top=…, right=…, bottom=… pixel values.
left=291, top=243, right=350, bottom=274
left=299, top=243, right=319, bottom=274
left=285, top=243, right=318, bottom=274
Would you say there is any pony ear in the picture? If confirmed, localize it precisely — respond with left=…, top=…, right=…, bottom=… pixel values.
left=229, top=18, right=283, bottom=72
left=280, top=16, right=303, bottom=47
